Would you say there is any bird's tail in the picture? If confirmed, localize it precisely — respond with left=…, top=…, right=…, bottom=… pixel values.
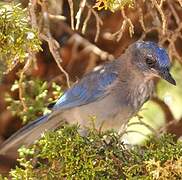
left=0, top=111, right=65, bottom=158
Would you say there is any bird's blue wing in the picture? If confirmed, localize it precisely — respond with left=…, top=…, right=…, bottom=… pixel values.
left=53, top=64, right=118, bottom=110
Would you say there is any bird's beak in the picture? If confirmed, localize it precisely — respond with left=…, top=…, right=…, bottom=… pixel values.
left=159, top=68, right=176, bottom=85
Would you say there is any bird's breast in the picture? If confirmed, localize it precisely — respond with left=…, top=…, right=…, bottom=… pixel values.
left=61, top=94, right=134, bottom=132
left=60, top=80, right=153, bottom=133
left=128, top=80, right=154, bottom=111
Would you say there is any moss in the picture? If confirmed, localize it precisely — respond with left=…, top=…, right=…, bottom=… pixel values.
left=1, top=126, right=181, bottom=179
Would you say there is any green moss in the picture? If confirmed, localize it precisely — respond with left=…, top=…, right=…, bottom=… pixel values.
left=3, top=126, right=181, bottom=179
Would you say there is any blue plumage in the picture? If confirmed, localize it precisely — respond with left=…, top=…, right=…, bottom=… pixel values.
left=156, top=47, right=170, bottom=68
left=53, top=63, right=118, bottom=110
left=136, top=41, right=170, bottom=68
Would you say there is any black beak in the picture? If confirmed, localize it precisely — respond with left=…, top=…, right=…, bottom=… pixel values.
left=159, top=68, right=176, bottom=85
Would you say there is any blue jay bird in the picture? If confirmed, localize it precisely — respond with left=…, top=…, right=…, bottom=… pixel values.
left=0, top=41, right=176, bottom=157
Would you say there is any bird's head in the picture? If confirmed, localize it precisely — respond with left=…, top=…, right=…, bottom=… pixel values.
left=130, top=41, right=176, bottom=85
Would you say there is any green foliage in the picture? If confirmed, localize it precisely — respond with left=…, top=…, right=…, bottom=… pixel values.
left=136, top=134, right=182, bottom=162
left=0, top=3, right=41, bottom=77
left=94, top=0, right=134, bottom=12
left=0, top=175, right=7, bottom=180
left=5, top=79, right=63, bottom=124
left=4, top=126, right=182, bottom=179
left=125, top=134, right=182, bottom=179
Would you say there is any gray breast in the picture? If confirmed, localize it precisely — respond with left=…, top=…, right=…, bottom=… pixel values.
left=129, top=80, right=154, bottom=111
left=61, top=92, right=134, bottom=132
left=60, top=80, right=154, bottom=133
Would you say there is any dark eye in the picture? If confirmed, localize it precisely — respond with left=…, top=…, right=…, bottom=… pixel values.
left=146, top=57, right=156, bottom=67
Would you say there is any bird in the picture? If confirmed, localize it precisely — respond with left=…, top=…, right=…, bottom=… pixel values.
left=0, top=41, right=176, bottom=158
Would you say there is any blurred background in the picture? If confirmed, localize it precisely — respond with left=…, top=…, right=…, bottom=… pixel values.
left=0, top=0, right=182, bottom=173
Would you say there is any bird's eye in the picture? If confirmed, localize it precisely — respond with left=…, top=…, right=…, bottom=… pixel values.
left=146, top=57, right=156, bottom=67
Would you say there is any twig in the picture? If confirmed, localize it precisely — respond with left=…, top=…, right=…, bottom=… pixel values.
left=54, top=21, right=114, bottom=60
left=168, top=1, right=180, bottom=25
left=86, top=3, right=103, bottom=42
left=114, top=20, right=127, bottom=42
left=18, top=0, right=39, bottom=111
left=48, top=14, right=66, bottom=21
left=28, top=0, right=38, bottom=28
left=138, top=6, right=146, bottom=31
left=152, top=0, right=166, bottom=34
left=125, top=130, right=149, bottom=138
left=112, top=8, right=134, bottom=42
left=128, top=121, right=159, bottom=137
left=40, top=0, right=70, bottom=87
left=69, top=34, right=114, bottom=60
left=75, top=0, right=86, bottom=30
left=19, top=58, right=33, bottom=112
left=82, top=9, right=92, bottom=34
left=68, top=0, right=75, bottom=30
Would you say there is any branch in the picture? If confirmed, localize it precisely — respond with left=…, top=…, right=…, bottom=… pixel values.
left=19, top=58, right=33, bottom=112
left=86, top=3, right=103, bottom=42
left=152, top=0, right=167, bottom=34
left=82, top=9, right=92, bottom=34
left=69, top=34, right=114, bottom=60
left=39, top=0, right=70, bottom=87
left=75, top=0, right=86, bottom=30
left=111, top=8, right=134, bottom=41
left=68, top=0, right=75, bottom=30
left=128, top=120, right=159, bottom=137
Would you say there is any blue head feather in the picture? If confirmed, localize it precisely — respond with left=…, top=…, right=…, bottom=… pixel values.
left=136, top=41, right=171, bottom=68
left=135, top=41, right=175, bottom=85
